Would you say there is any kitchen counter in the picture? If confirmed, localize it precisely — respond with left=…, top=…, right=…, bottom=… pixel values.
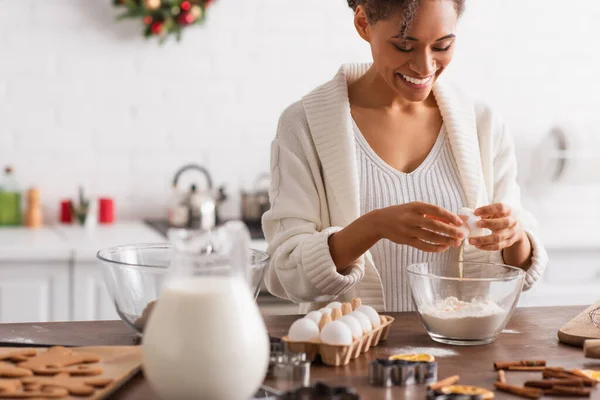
left=144, top=218, right=266, bottom=241
left=0, top=221, right=266, bottom=261
left=144, top=218, right=267, bottom=252
left=53, top=221, right=168, bottom=261
left=0, top=222, right=167, bottom=261
left=0, top=227, right=71, bottom=260
left=0, top=306, right=596, bottom=399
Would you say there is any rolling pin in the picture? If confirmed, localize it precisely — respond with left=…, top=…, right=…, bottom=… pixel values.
left=584, top=339, right=600, bottom=359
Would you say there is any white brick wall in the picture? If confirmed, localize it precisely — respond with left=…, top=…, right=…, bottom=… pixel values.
left=0, top=0, right=599, bottom=221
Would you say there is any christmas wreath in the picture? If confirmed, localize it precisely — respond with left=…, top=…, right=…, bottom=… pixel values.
left=113, top=0, right=215, bottom=42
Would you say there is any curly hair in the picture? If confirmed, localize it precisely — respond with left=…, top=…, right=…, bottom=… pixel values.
left=347, top=0, right=465, bottom=35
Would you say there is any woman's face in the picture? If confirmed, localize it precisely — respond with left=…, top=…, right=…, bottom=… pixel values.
left=355, top=0, right=458, bottom=103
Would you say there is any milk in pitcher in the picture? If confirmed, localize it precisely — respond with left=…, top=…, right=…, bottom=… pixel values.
left=143, top=275, right=269, bottom=400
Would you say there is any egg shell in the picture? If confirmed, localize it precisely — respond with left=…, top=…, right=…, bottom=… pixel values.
left=339, top=315, right=363, bottom=339
left=458, top=207, right=488, bottom=238
left=304, top=311, right=322, bottom=325
left=349, top=310, right=372, bottom=333
left=318, top=308, right=333, bottom=316
left=288, top=318, right=320, bottom=342
left=355, top=305, right=381, bottom=329
left=458, top=223, right=470, bottom=239
left=326, top=302, right=343, bottom=310
left=320, top=320, right=353, bottom=346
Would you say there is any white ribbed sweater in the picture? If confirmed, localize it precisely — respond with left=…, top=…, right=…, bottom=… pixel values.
left=355, top=124, right=467, bottom=312
left=262, top=63, right=548, bottom=313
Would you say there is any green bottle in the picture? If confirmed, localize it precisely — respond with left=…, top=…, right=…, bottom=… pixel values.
left=0, top=166, right=22, bottom=226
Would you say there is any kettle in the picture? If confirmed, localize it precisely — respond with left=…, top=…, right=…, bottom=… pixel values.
left=168, top=164, right=227, bottom=230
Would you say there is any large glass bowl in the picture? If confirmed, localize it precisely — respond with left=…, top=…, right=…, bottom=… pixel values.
left=97, top=243, right=269, bottom=335
left=407, top=261, right=525, bottom=346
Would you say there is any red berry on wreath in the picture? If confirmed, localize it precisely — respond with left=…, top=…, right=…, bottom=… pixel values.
left=151, top=21, right=163, bottom=34
left=181, top=1, right=191, bottom=11
left=205, top=0, right=215, bottom=7
left=177, top=10, right=196, bottom=25
left=143, top=15, right=153, bottom=25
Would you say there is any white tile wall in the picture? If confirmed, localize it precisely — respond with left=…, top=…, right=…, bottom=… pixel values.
left=1, top=0, right=599, bottom=221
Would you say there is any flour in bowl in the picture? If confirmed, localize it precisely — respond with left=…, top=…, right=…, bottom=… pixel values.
left=420, top=297, right=507, bottom=340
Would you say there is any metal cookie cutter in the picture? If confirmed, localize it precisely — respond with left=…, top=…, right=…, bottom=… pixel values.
left=268, top=338, right=311, bottom=387
left=278, top=382, right=361, bottom=400
left=369, top=359, right=438, bottom=387
left=270, top=353, right=311, bottom=387
left=427, top=389, right=484, bottom=400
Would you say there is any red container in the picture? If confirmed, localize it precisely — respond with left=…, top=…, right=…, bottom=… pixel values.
left=59, top=200, right=73, bottom=224
left=99, top=198, right=115, bottom=224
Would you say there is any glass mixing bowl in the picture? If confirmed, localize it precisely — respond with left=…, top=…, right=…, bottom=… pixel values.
left=97, top=243, right=269, bottom=335
left=407, top=261, right=525, bottom=346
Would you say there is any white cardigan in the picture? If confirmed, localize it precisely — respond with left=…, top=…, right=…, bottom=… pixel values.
left=262, top=63, right=548, bottom=313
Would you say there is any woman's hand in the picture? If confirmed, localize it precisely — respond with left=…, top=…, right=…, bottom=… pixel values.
left=470, top=203, right=532, bottom=269
left=469, top=203, right=524, bottom=251
left=374, top=202, right=465, bottom=252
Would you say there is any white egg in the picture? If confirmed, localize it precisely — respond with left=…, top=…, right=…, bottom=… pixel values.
left=349, top=311, right=372, bottom=333
left=458, top=207, right=488, bottom=238
left=458, top=223, right=470, bottom=239
left=355, top=305, right=381, bottom=329
left=320, top=321, right=353, bottom=346
left=326, top=302, right=343, bottom=310
left=304, top=311, right=322, bottom=325
left=318, top=308, right=333, bottom=316
left=288, top=318, right=320, bottom=342
left=338, top=315, right=363, bottom=338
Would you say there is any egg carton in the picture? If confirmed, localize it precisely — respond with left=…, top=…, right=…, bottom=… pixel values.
left=282, top=315, right=395, bottom=367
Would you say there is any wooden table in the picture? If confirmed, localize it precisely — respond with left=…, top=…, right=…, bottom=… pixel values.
left=0, top=306, right=598, bottom=399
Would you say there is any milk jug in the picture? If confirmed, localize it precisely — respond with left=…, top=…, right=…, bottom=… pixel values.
left=142, top=221, right=270, bottom=400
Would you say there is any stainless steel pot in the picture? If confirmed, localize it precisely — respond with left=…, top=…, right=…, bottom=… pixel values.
left=241, top=173, right=270, bottom=223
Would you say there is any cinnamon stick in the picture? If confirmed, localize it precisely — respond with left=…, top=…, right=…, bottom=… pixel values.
left=519, top=360, right=547, bottom=367
left=428, top=375, right=460, bottom=391
left=494, top=360, right=546, bottom=370
left=544, top=390, right=586, bottom=397
left=544, top=367, right=566, bottom=373
left=544, top=370, right=598, bottom=387
left=544, top=370, right=571, bottom=379
left=494, top=382, right=543, bottom=399
left=508, top=366, right=547, bottom=372
left=497, top=370, right=507, bottom=384
left=495, top=361, right=516, bottom=370
left=544, top=385, right=591, bottom=397
left=566, top=370, right=599, bottom=387
left=525, top=379, right=584, bottom=389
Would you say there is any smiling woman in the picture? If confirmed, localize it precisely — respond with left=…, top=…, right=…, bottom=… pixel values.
left=349, top=0, right=463, bottom=103
left=261, top=0, right=548, bottom=313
